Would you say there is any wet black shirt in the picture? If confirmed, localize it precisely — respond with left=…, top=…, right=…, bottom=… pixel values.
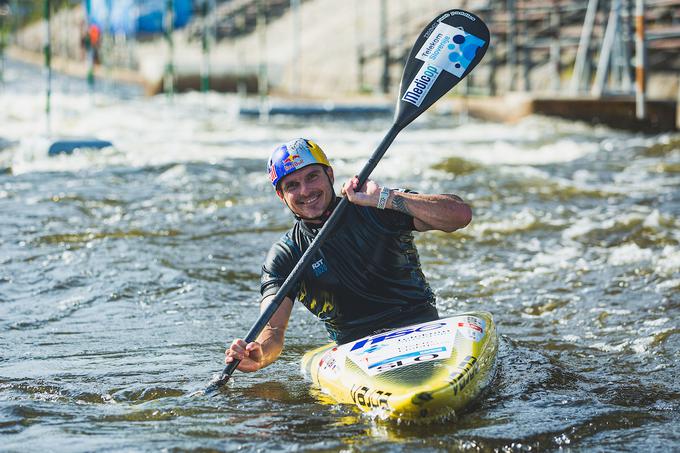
left=260, top=196, right=437, bottom=344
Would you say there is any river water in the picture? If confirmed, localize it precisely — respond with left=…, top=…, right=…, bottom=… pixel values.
left=1, top=59, right=678, bottom=452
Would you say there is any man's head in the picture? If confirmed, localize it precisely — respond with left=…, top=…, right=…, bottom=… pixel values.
left=267, top=138, right=335, bottom=222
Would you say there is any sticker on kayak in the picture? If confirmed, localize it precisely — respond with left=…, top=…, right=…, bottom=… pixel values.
left=457, top=316, right=485, bottom=342
left=415, top=22, right=486, bottom=78
left=347, top=320, right=455, bottom=376
left=318, top=347, right=340, bottom=377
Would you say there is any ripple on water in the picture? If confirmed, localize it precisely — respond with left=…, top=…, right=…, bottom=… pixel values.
left=110, top=386, right=186, bottom=404
left=1, top=66, right=679, bottom=450
left=32, top=229, right=181, bottom=247
left=7, top=295, right=99, bottom=331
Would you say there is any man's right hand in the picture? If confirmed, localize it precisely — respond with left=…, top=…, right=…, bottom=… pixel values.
left=223, top=295, right=294, bottom=374
left=225, top=339, right=265, bottom=372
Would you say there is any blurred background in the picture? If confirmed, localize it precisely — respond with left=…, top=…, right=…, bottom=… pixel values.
left=1, top=0, right=679, bottom=129
left=0, top=2, right=678, bottom=452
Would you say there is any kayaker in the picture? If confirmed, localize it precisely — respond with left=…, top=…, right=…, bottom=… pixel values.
left=225, top=138, right=472, bottom=372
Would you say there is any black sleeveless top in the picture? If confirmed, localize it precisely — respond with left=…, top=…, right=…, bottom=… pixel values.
left=261, top=196, right=437, bottom=344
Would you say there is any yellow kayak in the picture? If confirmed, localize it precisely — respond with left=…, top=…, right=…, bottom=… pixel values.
left=301, top=312, right=498, bottom=423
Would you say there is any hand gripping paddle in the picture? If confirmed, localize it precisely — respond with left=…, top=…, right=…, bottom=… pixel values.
left=204, top=9, right=489, bottom=395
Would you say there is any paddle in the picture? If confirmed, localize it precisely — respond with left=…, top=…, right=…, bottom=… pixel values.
left=204, top=9, right=489, bottom=395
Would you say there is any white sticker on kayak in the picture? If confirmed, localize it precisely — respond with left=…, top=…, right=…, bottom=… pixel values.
left=415, top=22, right=486, bottom=77
left=347, top=319, right=455, bottom=376
left=457, top=316, right=485, bottom=342
left=318, top=347, right=340, bottom=377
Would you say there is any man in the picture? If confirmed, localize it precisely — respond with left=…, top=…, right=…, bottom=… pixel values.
left=225, top=138, right=471, bottom=372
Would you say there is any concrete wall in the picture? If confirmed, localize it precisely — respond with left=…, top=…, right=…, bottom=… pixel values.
left=135, top=0, right=456, bottom=97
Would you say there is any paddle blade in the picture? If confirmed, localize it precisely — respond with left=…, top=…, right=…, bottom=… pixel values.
left=395, top=10, right=490, bottom=128
left=203, top=378, right=227, bottom=397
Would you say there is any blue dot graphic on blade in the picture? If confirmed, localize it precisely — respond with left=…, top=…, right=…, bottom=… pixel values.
left=448, top=50, right=460, bottom=63
left=444, top=30, right=486, bottom=77
left=463, top=44, right=478, bottom=60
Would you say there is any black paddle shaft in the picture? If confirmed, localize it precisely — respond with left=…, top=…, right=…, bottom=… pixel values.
left=212, top=125, right=402, bottom=388
left=207, top=9, right=489, bottom=393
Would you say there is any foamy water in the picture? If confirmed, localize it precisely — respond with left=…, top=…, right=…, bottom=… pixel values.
left=1, top=58, right=679, bottom=452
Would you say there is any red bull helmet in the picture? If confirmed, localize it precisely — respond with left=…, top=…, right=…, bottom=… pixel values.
left=267, top=138, right=331, bottom=188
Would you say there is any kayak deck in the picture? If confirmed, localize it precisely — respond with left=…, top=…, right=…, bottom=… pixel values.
left=301, top=312, right=498, bottom=423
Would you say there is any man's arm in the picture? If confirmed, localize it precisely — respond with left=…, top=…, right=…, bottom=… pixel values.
left=386, top=190, right=471, bottom=232
left=342, top=176, right=472, bottom=232
left=224, top=294, right=294, bottom=372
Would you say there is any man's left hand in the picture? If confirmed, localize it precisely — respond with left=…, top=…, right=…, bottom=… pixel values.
left=342, top=176, right=383, bottom=207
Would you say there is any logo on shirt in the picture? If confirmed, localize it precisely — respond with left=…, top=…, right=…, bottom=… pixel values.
left=311, top=258, right=328, bottom=277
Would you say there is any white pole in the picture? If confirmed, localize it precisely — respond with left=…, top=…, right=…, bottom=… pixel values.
left=355, top=0, right=364, bottom=92
left=380, top=0, right=389, bottom=94
left=163, top=0, right=175, bottom=97
left=200, top=0, right=211, bottom=93
left=44, top=0, right=52, bottom=137
left=507, top=0, right=517, bottom=92
left=615, top=1, right=633, bottom=93
left=550, top=2, right=561, bottom=92
left=291, top=0, right=300, bottom=96
left=592, top=0, right=621, bottom=97
left=635, top=0, right=646, bottom=119
left=257, top=0, right=269, bottom=120
left=570, top=0, right=599, bottom=94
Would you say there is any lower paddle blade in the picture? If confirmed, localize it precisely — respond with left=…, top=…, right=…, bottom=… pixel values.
left=202, top=375, right=231, bottom=397
left=202, top=359, right=239, bottom=396
left=203, top=381, right=222, bottom=397
left=395, top=10, right=490, bottom=128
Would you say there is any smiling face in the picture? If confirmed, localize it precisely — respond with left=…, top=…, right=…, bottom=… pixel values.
left=277, top=164, right=335, bottom=223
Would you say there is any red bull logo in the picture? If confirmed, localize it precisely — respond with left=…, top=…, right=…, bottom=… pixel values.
left=282, top=152, right=303, bottom=171
left=282, top=153, right=300, bottom=164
